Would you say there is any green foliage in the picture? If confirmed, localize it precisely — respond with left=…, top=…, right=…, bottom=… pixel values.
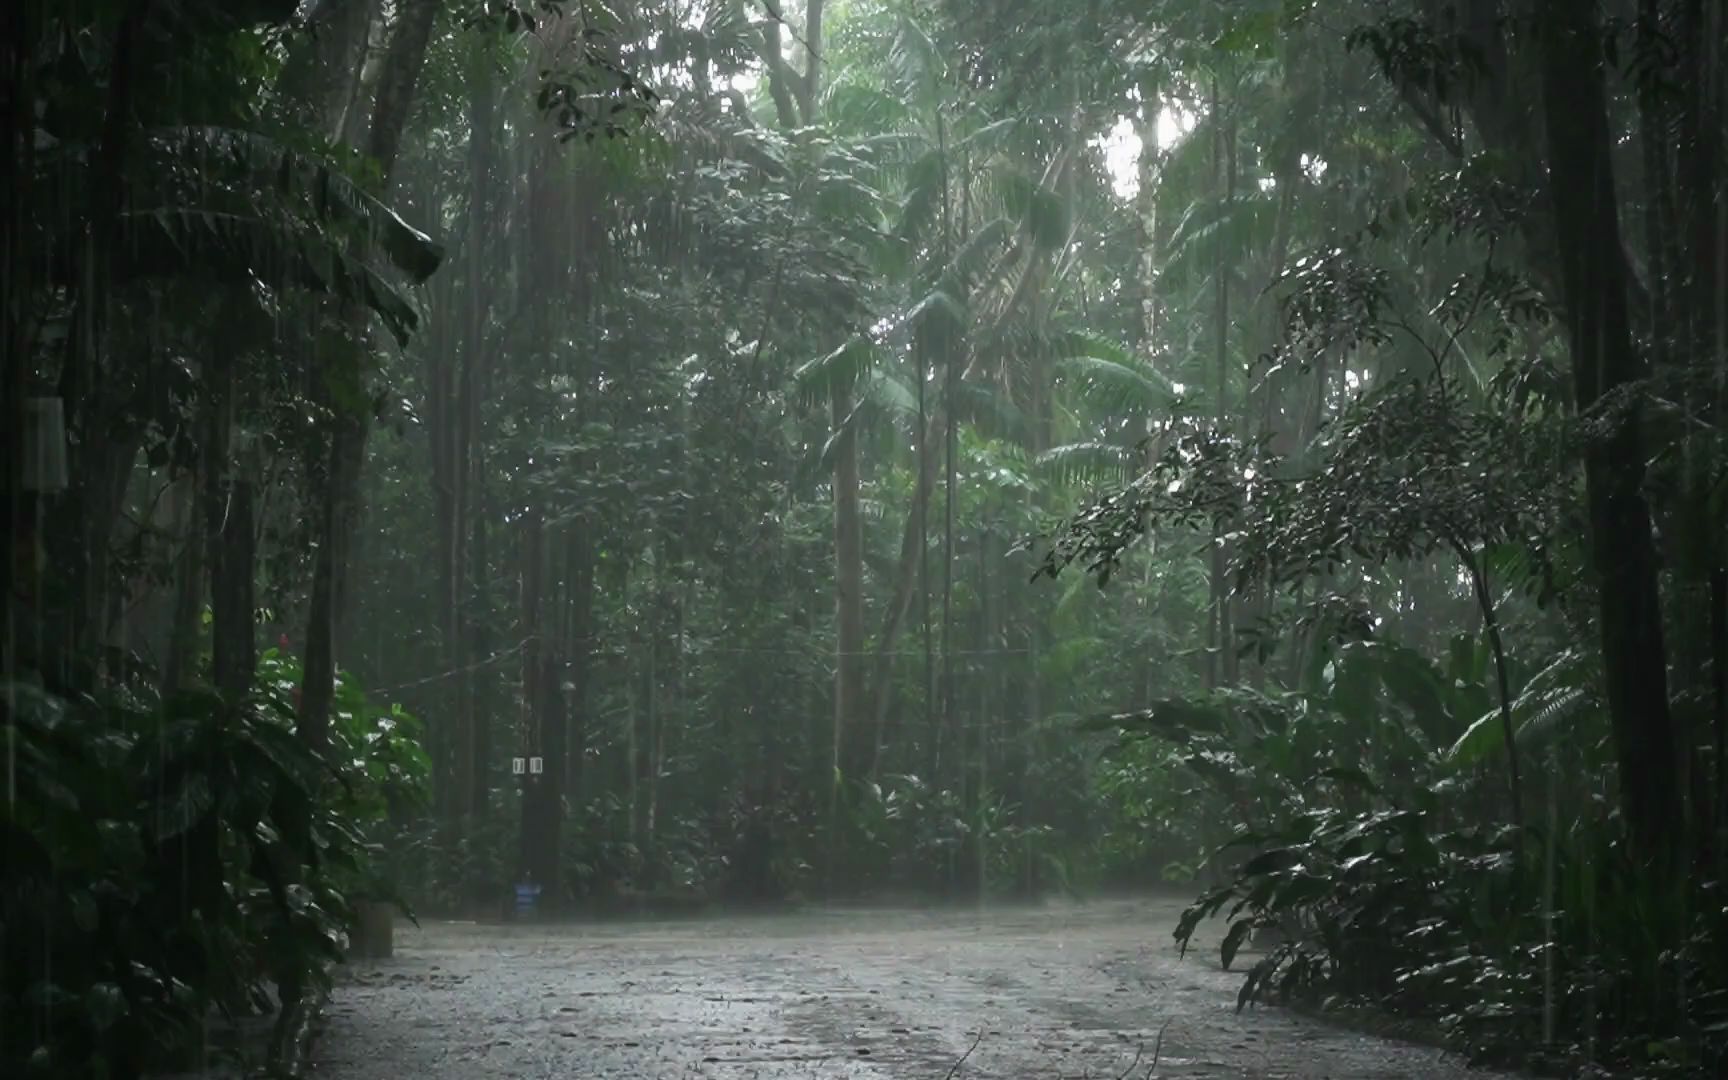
left=833, top=774, right=1063, bottom=898
left=15, top=4, right=1719, bottom=1078
left=259, top=649, right=431, bottom=905
left=2, top=682, right=329, bottom=1075
left=0, top=654, right=426, bottom=1076
left=1091, top=635, right=1500, bottom=840
left=1177, top=803, right=1728, bottom=1076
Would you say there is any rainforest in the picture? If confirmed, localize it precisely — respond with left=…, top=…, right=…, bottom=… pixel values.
left=2, top=1, right=1725, bottom=1077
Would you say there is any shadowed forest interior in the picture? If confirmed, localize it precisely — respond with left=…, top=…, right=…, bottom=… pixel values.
left=3, top=0, right=1727, bottom=1077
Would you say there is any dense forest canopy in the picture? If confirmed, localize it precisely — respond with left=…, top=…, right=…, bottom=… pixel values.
left=3, top=0, right=1726, bottom=1076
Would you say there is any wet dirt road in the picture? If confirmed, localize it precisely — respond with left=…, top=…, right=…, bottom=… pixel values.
left=314, top=897, right=1503, bottom=1079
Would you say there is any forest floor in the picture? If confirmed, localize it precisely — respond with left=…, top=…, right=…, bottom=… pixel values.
left=305, top=895, right=1510, bottom=1079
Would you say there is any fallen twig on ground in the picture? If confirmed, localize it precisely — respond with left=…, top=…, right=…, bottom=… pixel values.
left=943, top=1027, right=986, bottom=1079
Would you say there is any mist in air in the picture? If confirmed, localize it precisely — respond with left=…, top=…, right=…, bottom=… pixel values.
left=3, top=1, right=1725, bottom=1077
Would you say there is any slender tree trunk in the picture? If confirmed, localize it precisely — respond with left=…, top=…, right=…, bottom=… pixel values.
left=1132, top=79, right=1162, bottom=357
left=203, top=346, right=255, bottom=699
left=1457, top=541, right=1523, bottom=828
left=831, top=385, right=866, bottom=780
left=517, top=510, right=565, bottom=908
left=975, top=524, right=994, bottom=900
left=563, top=523, right=593, bottom=832
left=940, top=305, right=958, bottom=787
left=428, top=38, right=498, bottom=827
left=644, top=546, right=662, bottom=876
left=468, top=466, right=495, bottom=822
left=1206, top=77, right=1234, bottom=689
left=428, top=290, right=465, bottom=820
left=160, top=475, right=204, bottom=696
left=867, top=409, right=941, bottom=771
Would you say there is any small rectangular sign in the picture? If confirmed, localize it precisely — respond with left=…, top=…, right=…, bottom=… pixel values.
left=529, top=756, right=544, bottom=775
left=511, top=757, right=525, bottom=775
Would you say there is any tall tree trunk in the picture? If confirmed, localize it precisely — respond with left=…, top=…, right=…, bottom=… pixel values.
left=1676, top=0, right=1728, bottom=862
left=638, top=542, right=662, bottom=879
left=786, top=0, right=864, bottom=873
left=797, top=2, right=863, bottom=787
left=427, top=286, right=461, bottom=822
left=298, top=0, right=440, bottom=751
left=458, top=37, right=498, bottom=823
left=276, top=0, right=379, bottom=140
left=517, top=510, right=565, bottom=907
left=428, top=39, right=497, bottom=825
left=1537, top=0, right=1683, bottom=858
left=939, top=304, right=961, bottom=789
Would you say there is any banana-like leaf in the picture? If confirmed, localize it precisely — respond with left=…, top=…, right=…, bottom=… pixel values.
left=144, top=126, right=444, bottom=282
left=1446, top=709, right=1512, bottom=770
left=114, top=209, right=422, bottom=346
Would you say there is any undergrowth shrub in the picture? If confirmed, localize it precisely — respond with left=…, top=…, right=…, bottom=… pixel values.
left=1103, top=630, right=1726, bottom=1076
left=1177, top=796, right=1728, bottom=1075
left=0, top=654, right=425, bottom=1078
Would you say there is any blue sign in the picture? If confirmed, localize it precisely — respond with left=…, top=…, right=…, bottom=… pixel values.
left=514, top=881, right=542, bottom=918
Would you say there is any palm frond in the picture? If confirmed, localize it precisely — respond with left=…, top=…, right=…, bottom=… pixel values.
left=1161, top=190, right=1279, bottom=286
left=794, top=337, right=879, bottom=406
left=1056, top=333, right=1176, bottom=417
left=1037, top=441, right=1140, bottom=487
left=935, top=216, right=1014, bottom=298
left=862, top=368, right=919, bottom=420
left=1445, top=646, right=1599, bottom=769
left=952, top=380, right=1027, bottom=440
left=893, top=146, right=948, bottom=246
left=888, top=13, right=947, bottom=112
